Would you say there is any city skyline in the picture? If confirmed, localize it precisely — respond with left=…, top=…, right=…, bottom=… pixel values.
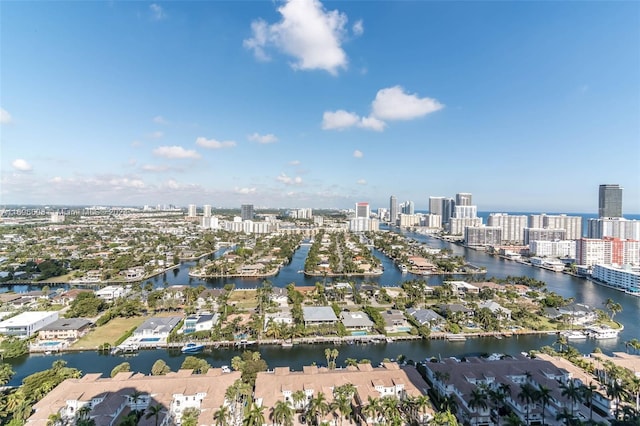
left=1, top=1, right=639, bottom=212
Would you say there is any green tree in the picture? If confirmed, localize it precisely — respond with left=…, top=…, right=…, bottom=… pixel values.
left=181, top=407, right=201, bottom=426
left=243, top=402, right=266, bottom=426
left=213, top=405, right=231, bottom=426
left=181, top=356, right=210, bottom=374
left=145, top=404, right=164, bottom=426
left=271, top=400, right=294, bottom=426
left=110, top=362, right=131, bottom=378
left=151, top=359, right=171, bottom=376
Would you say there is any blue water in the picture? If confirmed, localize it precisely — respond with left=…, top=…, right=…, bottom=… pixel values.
left=139, top=337, right=161, bottom=342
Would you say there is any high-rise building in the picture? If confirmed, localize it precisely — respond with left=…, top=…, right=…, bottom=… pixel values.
left=456, top=192, right=473, bottom=206
left=599, top=184, right=623, bottom=218
left=400, top=201, right=415, bottom=215
left=487, top=213, right=527, bottom=244
left=187, top=204, right=197, bottom=217
left=429, top=196, right=444, bottom=216
left=356, top=202, right=370, bottom=218
left=203, top=205, right=211, bottom=218
left=241, top=204, right=254, bottom=221
left=389, top=196, right=398, bottom=224
left=442, top=198, right=455, bottom=224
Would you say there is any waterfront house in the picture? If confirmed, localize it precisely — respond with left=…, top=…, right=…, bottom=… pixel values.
left=477, top=301, right=512, bottom=320
left=437, top=303, right=474, bottom=319
left=340, top=310, right=375, bottom=332
left=0, top=311, right=59, bottom=338
left=95, top=285, right=130, bottom=302
left=196, top=288, right=226, bottom=310
left=264, top=308, right=294, bottom=330
left=183, top=314, right=217, bottom=334
left=447, top=281, right=480, bottom=297
left=302, top=306, right=338, bottom=327
left=133, top=316, right=182, bottom=340
left=37, top=318, right=91, bottom=342
left=406, top=308, right=446, bottom=328
left=380, top=309, right=411, bottom=333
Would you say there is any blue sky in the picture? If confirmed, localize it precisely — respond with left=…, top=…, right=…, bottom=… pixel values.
left=1, top=0, right=639, bottom=213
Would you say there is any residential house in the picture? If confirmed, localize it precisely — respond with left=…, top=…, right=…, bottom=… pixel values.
left=340, top=311, right=374, bottom=332
left=406, top=308, right=446, bottom=328
left=380, top=309, right=411, bottom=333
left=38, top=318, right=92, bottom=342
left=477, top=301, right=512, bottom=320
left=302, top=306, right=338, bottom=326
left=183, top=314, right=218, bottom=334
left=0, top=311, right=59, bottom=337
left=95, top=285, right=130, bottom=302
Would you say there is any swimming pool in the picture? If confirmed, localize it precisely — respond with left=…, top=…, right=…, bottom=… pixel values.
left=40, top=341, right=62, bottom=347
left=139, top=337, right=161, bottom=342
left=351, top=331, right=368, bottom=336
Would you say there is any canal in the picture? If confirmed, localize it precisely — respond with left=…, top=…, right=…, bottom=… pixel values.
left=5, top=230, right=640, bottom=385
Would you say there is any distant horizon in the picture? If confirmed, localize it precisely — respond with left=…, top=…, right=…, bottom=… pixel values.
left=1, top=203, right=639, bottom=217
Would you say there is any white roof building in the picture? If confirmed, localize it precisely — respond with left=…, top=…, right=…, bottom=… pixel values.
left=0, top=311, right=59, bottom=337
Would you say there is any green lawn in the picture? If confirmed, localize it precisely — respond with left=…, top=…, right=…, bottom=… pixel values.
left=72, top=316, right=148, bottom=349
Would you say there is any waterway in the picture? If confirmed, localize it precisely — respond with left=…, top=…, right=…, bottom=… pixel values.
left=5, top=229, right=640, bottom=386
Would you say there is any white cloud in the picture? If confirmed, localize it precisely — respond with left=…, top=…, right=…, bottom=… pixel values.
left=153, top=145, right=201, bottom=159
left=352, top=19, right=364, bottom=36
left=12, top=159, right=32, bottom=172
left=235, top=187, right=257, bottom=194
left=244, top=0, right=351, bottom=75
left=353, top=150, right=363, bottom=158
left=322, top=110, right=360, bottom=130
left=289, top=160, right=301, bottom=166
left=322, top=110, right=385, bottom=132
left=149, top=131, right=164, bottom=139
left=359, top=116, right=385, bottom=131
left=141, top=164, right=170, bottom=172
left=196, top=137, right=237, bottom=149
left=150, top=4, right=166, bottom=20
left=248, top=132, right=278, bottom=144
left=153, top=115, right=168, bottom=124
left=356, top=179, right=367, bottom=185
left=322, top=85, right=443, bottom=131
left=371, top=86, right=444, bottom=121
left=131, top=140, right=142, bottom=147
left=0, top=108, right=13, bottom=124
left=276, top=173, right=303, bottom=185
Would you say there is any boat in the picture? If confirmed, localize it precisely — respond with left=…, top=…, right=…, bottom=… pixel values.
left=399, top=264, right=408, bottom=273
left=281, top=341, right=293, bottom=348
left=586, top=326, right=620, bottom=340
left=181, top=342, right=205, bottom=354
left=563, top=331, right=587, bottom=340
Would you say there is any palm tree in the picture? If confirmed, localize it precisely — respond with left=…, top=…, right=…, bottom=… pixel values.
left=330, top=348, right=339, bottom=370
left=307, top=392, right=330, bottom=426
left=271, top=400, right=294, bottom=426
left=468, top=388, right=489, bottom=426
left=292, top=390, right=307, bottom=412
left=243, top=402, right=266, bottom=426
left=363, top=396, right=380, bottom=425
left=627, top=377, right=640, bottom=413
left=488, top=384, right=510, bottom=426
left=46, top=412, right=63, bottom=426
left=213, top=405, right=231, bottom=426
left=331, top=392, right=352, bottom=426
left=518, top=383, right=536, bottom=426
left=579, top=382, right=597, bottom=424
left=344, top=358, right=358, bottom=367
left=129, top=390, right=144, bottom=411
left=536, top=385, right=552, bottom=426
left=560, top=380, right=583, bottom=418
left=606, top=380, right=624, bottom=420
left=145, top=404, right=164, bottom=426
